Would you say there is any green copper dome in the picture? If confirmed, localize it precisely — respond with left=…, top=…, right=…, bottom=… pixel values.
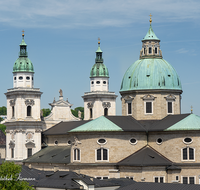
left=120, top=21, right=182, bottom=92
left=142, top=24, right=160, bottom=41
left=13, top=34, right=34, bottom=73
left=90, top=42, right=109, bottom=78
left=120, top=58, right=182, bottom=92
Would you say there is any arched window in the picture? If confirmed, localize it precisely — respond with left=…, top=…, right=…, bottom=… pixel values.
left=155, top=47, right=157, bottom=54
left=74, top=148, right=80, bottom=161
left=182, top=147, right=194, bottom=161
left=104, top=108, right=108, bottom=116
left=12, top=106, right=15, bottom=118
left=96, top=148, right=108, bottom=161
left=149, top=47, right=152, bottom=54
left=27, top=106, right=31, bottom=116
left=90, top=108, right=93, bottom=119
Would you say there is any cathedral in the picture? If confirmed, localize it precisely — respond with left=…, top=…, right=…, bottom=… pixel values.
left=4, top=17, right=200, bottom=185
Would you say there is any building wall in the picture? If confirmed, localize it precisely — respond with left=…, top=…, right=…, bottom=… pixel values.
left=121, top=91, right=181, bottom=120
left=83, top=94, right=117, bottom=120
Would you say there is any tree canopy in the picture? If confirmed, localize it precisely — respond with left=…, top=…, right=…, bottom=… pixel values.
left=41, top=108, right=51, bottom=117
left=0, top=107, right=6, bottom=115
left=0, top=161, right=34, bottom=190
left=71, top=107, right=84, bottom=120
left=0, top=124, right=6, bottom=135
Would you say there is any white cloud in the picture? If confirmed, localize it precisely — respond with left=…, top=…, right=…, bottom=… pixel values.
left=175, top=48, right=189, bottom=54
left=0, top=0, right=199, bottom=28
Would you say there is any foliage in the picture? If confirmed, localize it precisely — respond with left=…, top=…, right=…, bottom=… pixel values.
left=71, top=107, right=84, bottom=119
left=41, top=108, right=51, bottom=117
left=0, top=161, right=34, bottom=190
left=0, top=117, right=3, bottom=122
left=0, top=124, right=6, bottom=135
left=0, top=107, right=7, bottom=115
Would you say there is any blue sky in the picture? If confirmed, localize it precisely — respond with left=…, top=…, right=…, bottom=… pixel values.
left=0, top=0, right=200, bottom=115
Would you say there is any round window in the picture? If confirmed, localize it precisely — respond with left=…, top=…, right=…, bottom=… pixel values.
left=26, top=76, right=30, bottom=80
left=130, top=138, right=137, bottom=145
left=96, top=81, right=100, bottom=84
left=156, top=138, right=163, bottom=144
left=103, top=81, right=106, bottom=84
left=54, top=140, right=58, bottom=145
left=19, top=76, right=23, bottom=80
left=68, top=140, right=71, bottom=145
left=97, top=138, right=106, bottom=145
left=183, top=137, right=192, bottom=144
left=91, top=81, right=94, bottom=84
left=32, top=77, right=33, bottom=80
left=14, top=77, right=16, bottom=80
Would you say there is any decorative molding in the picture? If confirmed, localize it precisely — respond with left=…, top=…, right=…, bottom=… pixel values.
left=142, top=94, right=156, bottom=101
left=124, top=95, right=134, bottom=103
left=165, top=94, right=176, bottom=101
left=25, top=141, right=35, bottom=148
left=9, top=141, right=15, bottom=148
left=35, top=129, right=42, bottom=133
left=87, top=102, right=94, bottom=108
left=26, top=132, right=34, bottom=142
left=102, top=102, right=111, bottom=109
left=25, top=99, right=35, bottom=106
left=9, top=99, right=16, bottom=106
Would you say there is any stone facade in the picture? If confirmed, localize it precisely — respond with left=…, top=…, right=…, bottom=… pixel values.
left=83, top=92, right=117, bottom=120
left=44, top=95, right=80, bottom=130
left=25, top=129, right=200, bottom=184
left=121, top=91, right=181, bottom=120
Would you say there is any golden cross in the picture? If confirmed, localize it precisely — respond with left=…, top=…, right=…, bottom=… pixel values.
left=98, top=37, right=100, bottom=44
left=191, top=105, right=193, bottom=113
left=22, top=29, right=25, bottom=36
left=149, top=13, right=152, bottom=24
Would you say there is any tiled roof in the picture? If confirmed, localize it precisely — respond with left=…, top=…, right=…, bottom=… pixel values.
left=165, top=114, right=200, bottom=131
left=70, top=116, right=123, bottom=132
left=116, top=181, right=200, bottom=190
left=118, top=146, right=172, bottom=166
left=21, top=165, right=118, bottom=189
left=43, top=120, right=89, bottom=135
left=23, top=146, right=71, bottom=164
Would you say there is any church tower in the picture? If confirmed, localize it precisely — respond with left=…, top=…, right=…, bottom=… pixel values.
left=5, top=32, right=43, bottom=161
left=82, top=40, right=117, bottom=120
left=120, top=16, right=182, bottom=120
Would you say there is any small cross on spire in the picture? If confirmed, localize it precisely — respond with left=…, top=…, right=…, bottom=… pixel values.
left=98, top=37, right=100, bottom=45
left=149, top=13, right=152, bottom=24
left=22, top=29, right=25, bottom=38
left=191, top=106, right=193, bottom=114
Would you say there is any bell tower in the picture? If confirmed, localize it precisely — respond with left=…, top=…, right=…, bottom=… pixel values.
left=5, top=31, right=43, bottom=161
left=82, top=39, right=117, bottom=120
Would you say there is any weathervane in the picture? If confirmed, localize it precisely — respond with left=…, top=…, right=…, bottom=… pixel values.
left=98, top=37, right=100, bottom=44
left=191, top=106, right=193, bottom=114
left=149, top=13, right=152, bottom=24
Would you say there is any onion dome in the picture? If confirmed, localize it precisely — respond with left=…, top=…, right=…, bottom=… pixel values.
left=13, top=32, right=34, bottom=73
left=90, top=40, right=109, bottom=78
left=120, top=17, right=182, bottom=92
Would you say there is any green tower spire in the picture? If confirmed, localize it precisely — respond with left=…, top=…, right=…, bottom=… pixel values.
left=13, top=31, right=34, bottom=73
left=90, top=39, right=109, bottom=78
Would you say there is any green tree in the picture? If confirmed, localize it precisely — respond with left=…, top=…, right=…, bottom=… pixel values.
left=0, top=161, right=34, bottom=190
left=71, top=107, right=84, bottom=119
left=41, top=108, right=51, bottom=117
left=0, top=107, right=7, bottom=115
left=0, top=124, right=6, bottom=135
